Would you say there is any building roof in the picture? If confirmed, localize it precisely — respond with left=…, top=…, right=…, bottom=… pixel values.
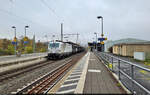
left=114, top=41, right=150, bottom=46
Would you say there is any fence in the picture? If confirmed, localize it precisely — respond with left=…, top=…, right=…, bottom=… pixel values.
left=95, top=51, right=150, bottom=95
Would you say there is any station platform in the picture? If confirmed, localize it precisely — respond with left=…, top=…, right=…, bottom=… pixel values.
left=48, top=52, right=128, bottom=94
left=0, top=53, right=47, bottom=66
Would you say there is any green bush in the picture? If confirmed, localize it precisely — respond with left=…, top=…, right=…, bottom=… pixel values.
left=40, top=48, right=46, bottom=52
left=0, top=48, right=6, bottom=55
left=0, top=45, right=15, bottom=55
left=7, top=45, right=15, bottom=55
left=25, top=46, right=33, bottom=53
left=146, top=52, right=150, bottom=59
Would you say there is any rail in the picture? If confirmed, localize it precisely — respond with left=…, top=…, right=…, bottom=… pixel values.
left=16, top=58, right=72, bottom=94
left=94, top=51, right=150, bottom=95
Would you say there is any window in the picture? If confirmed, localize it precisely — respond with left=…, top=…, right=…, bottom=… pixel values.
left=49, top=43, right=59, bottom=48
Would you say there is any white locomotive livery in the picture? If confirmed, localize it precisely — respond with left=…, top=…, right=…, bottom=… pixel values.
left=47, top=40, right=84, bottom=60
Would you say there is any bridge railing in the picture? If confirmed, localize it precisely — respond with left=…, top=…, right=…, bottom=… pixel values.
left=94, top=51, right=150, bottom=95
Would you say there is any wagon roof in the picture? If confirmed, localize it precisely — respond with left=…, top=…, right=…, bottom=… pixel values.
left=55, top=40, right=81, bottom=46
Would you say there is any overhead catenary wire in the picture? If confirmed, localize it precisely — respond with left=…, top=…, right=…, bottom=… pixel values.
left=39, top=0, right=80, bottom=43
left=39, top=0, right=64, bottom=22
left=2, top=0, right=84, bottom=44
left=0, top=0, right=53, bottom=31
left=9, top=0, right=14, bottom=3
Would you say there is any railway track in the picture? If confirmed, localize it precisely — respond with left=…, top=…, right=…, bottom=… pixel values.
left=16, top=52, right=86, bottom=94
left=0, top=52, right=86, bottom=94
left=0, top=60, right=54, bottom=82
left=16, top=59, right=74, bottom=94
left=0, top=55, right=77, bottom=82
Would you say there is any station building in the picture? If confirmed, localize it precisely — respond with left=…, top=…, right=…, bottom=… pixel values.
left=104, top=38, right=148, bottom=52
left=112, top=42, right=150, bottom=58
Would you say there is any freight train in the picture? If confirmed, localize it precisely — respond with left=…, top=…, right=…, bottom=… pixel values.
left=47, top=40, right=84, bottom=60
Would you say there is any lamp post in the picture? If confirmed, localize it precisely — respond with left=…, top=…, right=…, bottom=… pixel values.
left=97, top=16, right=104, bottom=52
left=12, top=26, right=17, bottom=55
left=25, top=26, right=29, bottom=37
left=94, top=32, right=98, bottom=51
left=97, top=16, right=104, bottom=38
left=24, top=26, right=29, bottom=53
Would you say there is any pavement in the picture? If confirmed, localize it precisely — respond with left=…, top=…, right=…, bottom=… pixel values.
left=48, top=51, right=127, bottom=94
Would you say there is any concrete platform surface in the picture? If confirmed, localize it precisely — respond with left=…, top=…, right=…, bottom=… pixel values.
left=0, top=53, right=47, bottom=65
left=83, top=52, right=126, bottom=94
left=50, top=52, right=127, bottom=94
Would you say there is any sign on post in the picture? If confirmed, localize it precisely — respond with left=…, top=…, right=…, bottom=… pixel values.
left=12, top=37, right=17, bottom=45
left=24, top=37, right=28, bottom=44
left=98, top=37, right=107, bottom=41
left=100, top=41, right=104, bottom=44
left=93, top=41, right=97, bottom=44
left=12, top=41, right=17, bottom=45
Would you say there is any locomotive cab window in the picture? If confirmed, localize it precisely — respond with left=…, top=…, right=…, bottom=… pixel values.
left=49, top=43, right=59, bottom=48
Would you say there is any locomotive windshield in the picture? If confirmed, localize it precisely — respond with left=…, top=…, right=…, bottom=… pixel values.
left=49, top=43, right=59, bottom=48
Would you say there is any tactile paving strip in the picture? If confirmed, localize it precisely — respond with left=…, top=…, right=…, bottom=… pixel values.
left=56, top=55, right=86, bottom=94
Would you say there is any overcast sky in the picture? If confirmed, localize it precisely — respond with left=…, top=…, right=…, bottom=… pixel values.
left=0, top=0, right=150, bottom=45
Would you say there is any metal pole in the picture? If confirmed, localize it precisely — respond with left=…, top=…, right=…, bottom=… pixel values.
left=101, top=17, right=103, bottom=52
left=101, top=17, right=104, bottom=52
left=76, top=33, right=79, bottom=44
left=61, top=23, right=63, bottom=41
left=101, top=17, right=103, bottom=38
left=15, top=28, right=16, bottom=37
left=25, top=26, right=29, bottom=37
left=94, top=32, right=97, bottom=51
left=96, top=33, right=97, bottom=51
left=97, top=16, right=104, bottom=52
left=112, top=57, right=113, bottom=71
left=131, top=65, right=134, bottom=92
left=46, top=36, right=48, bottom=52
left=118, top=60, right=121, bottom=80
left=12, top=26, right=17, bottom=55
left=33, top=35, right=35, bottom=53
left=24, top=27, right=26, bottom=53
left=14, top=28, right=17, bottom=55
left=25, top=27, right=26, bottom=37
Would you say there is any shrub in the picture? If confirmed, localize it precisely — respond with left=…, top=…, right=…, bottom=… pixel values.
left=25, top=46, right=33, bottom=53
left=7, top=45, right=15, bottom=55
left=40, top=48, right=46, bottom=52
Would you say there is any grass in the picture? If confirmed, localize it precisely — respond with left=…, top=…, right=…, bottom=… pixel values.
left=116, top=82, right=121, bottom=87
left=139, top=70, right=148, bottom=75
left=130, top=58, right=144, bottom=63
left=144, top=59, right=150, bottom=66
left=109, top=63, right=113, bottom=69
left=130, top=58, right=150, bottom=67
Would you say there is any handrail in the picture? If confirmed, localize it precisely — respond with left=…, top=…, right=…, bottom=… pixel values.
left=96, top=51, right=150, bottom=94
left=101, top=52, right=150, bottom=72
